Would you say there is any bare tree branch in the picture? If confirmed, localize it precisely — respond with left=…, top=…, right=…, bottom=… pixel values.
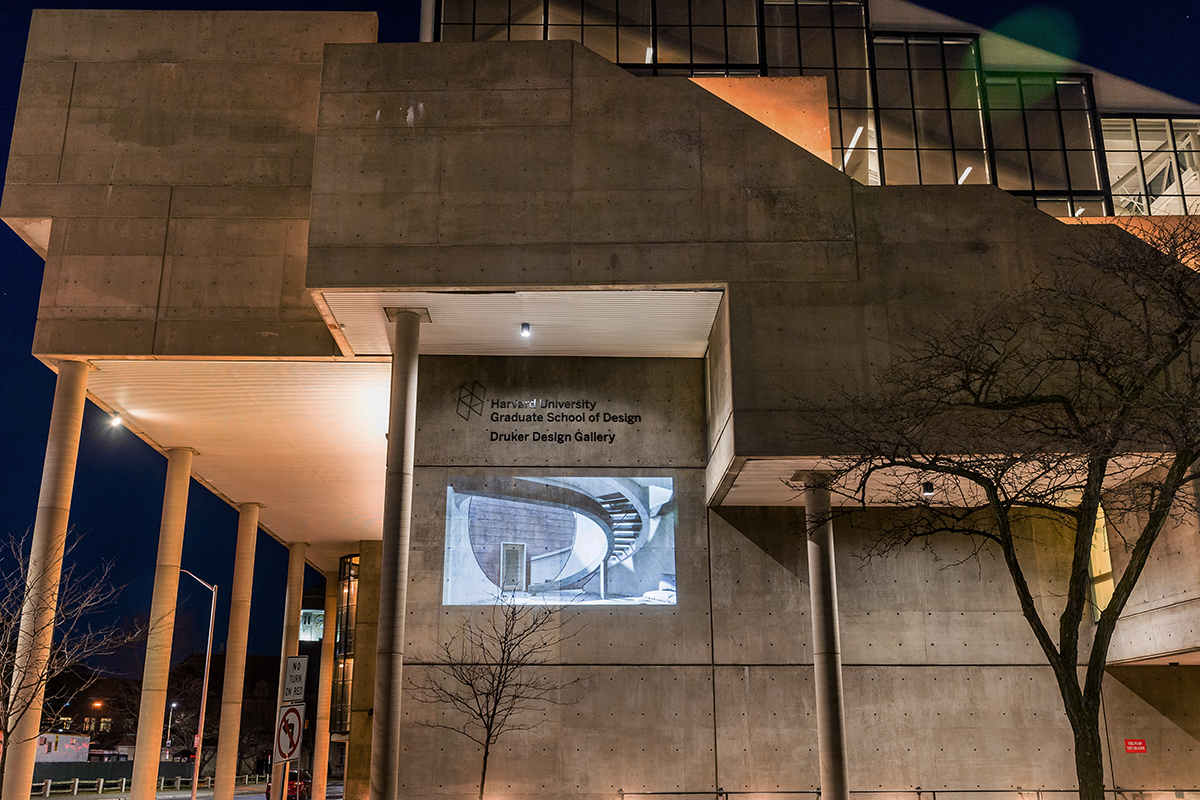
left=405, top=601, right=582, bottom=800
left=788, top=217, right=1200, bottom=800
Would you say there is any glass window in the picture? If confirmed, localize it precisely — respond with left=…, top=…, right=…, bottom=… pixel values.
left=951, top=109, right=985, bottom=150
left=548, top=2, right=580, bottom=24
left=879, top=109, right=915, bottom=149
left=954, top=149, right=989, bottom=184
left=872, top=38, right=907, bottom=69
left=726, top=0, right=757, bottom=27
left=985, top=79, right=1021, bottom=109
left=691, top=0, right=725, bottom=25
left=727, top=27, right=759, bottom=62
left=796, top=2, right=831, bottom=27
left=1030, top=149, right=1068, bottom=190
left=838, top=68, right=869, bottom=106
left=691, top=26, right=725, bottom=62
left=442, top=0, right=474, bottom=24
left=1066, top=150, right=1101, bottom=191
left=995, top=150, right=1032, bottom=190
left=1025, top=110, right=1062, bottom=150
left=1060, top=110, right=1095, bottom=150
left=906, top=39, right=942, bottom=69
left=835, top=28, right=867, bottom=68
left=583, top=0, right=616, bottom=24
left=874, top=70, right=911, bottom=108
left=763, top=2, right=797, bottom=27
left=942, top=39, right=975, bottom=71
left=919, top=148, right=955, bottom=184
left=831, top=3, right=863, bottom=27
left=883, top=148, right=919, bottom=184
left=914, top=108, right=951, bottom=149
left=617, top=26, right=652, bottom=61
left=582, top=26, right=617, bottom=59
left=911, top=70, right=948, bottom=108
left=800, top=28, right=835, bottom=68
left=622, top=0, right=652, bottom=25
left=475, top=0, right=511, bottom=24
left=764, top=27, right=799, bottom=68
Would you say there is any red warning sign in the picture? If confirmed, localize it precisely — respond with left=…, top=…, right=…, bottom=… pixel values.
left=274, top=704, right=305, bottom=762
left=1125, top=739, right=1147, bottom=753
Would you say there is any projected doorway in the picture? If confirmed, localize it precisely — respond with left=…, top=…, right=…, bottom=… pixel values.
left=443, top=476, right=677, bottom=606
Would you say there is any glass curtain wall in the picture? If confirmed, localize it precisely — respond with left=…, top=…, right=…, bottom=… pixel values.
left=332, top=554, right=359, bottom=735
left=437, top=0, right=1199, bottom=215
left=439, top=0, right=878, bottom=183
left=872, top=35, right=987, bottom=186
left=1102, top=118, right=1200, bottom=215
left=984, top=74, right=1107, bottom=216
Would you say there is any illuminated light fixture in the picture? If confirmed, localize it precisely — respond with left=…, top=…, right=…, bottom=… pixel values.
left=957, top=166, right=972, bottom=184
left=645, top=47, right=654, bottom=64
left=921, top=481, right=935, bottom=498
left=842, top=126, right=864, bottom=168
left=109, top=414, right=122, bottom=428
left=1074, top=206, right=1085, bottom=217
left=520, top=322, right=531, bottom=338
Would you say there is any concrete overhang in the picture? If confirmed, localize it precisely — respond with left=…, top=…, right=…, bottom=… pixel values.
left=311, top=288, right=725, bottom=358
left=78, top=288, right=724, bottom=570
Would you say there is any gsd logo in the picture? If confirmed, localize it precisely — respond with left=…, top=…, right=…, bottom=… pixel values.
left=456, top=381, right=485, bottom=420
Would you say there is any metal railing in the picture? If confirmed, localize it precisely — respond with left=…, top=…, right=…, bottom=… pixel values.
left=33, top=774, right=268, bottom=797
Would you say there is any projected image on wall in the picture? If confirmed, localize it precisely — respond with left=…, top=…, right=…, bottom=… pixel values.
left=443, top=477, right=677, bottom=606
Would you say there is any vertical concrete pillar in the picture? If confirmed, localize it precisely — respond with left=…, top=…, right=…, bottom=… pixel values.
left=803, top=473, right=850, bottom=800
left=311, top=570, right=339, bottom=800
left=370, top=310, right=421, bottom=800
left=343, top=542, right=381, bottom=800
left=269, top=542, right=308, bottom=800
left=1, top=360, right=88, bottom=800
left=212, top=503, right=262, bottom=800
left=131, top=447, right=196, bottom=800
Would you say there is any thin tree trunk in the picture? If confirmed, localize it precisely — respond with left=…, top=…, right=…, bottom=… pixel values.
left=478, top=741, right=490, bottom=800
left=1073, top=724, right=1106, bottom=800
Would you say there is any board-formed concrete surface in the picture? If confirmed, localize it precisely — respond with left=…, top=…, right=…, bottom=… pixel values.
left=3, top=10, right=1198, bottom=796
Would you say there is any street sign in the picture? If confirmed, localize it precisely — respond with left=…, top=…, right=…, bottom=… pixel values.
left=1125, top=739, right=1147, bottom=753
left=193, top=734, right=200, bottom=749
left=274, top=704, right=305, bottom=762
left=282, top=655, right=308, bottom=704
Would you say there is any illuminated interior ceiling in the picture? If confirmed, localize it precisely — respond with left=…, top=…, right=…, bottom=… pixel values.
left=84, top=289, right=725, bottom=570
left=315, top=289, right=724, bottom=358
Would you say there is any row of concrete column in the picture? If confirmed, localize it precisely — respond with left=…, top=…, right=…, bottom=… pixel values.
left=6, top=326, right=852, bottom=800
left=1, top=360, right=343, bottom=800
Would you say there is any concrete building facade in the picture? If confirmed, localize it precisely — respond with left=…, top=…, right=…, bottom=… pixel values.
left=3, top=3, right=1199, bottom=800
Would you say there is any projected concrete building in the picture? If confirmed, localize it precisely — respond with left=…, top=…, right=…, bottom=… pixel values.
left=4, top=2, right=1199, bottom=799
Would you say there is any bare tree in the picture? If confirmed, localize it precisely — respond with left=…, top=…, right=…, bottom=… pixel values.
left=795, top=217, right=1200, bottom=800
left=405, top=602, right=580, bottom=800
left=0, top=532, right=145, bottom=784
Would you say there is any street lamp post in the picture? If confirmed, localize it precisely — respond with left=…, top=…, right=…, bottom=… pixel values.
left=180, top=569, right=217, bottom=800
left=167, top=702, right=178, bottom=749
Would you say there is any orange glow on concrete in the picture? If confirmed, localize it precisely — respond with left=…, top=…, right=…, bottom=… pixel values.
left=690, top=76, right=833, bottom=165
left=1058, top=215, right=1199, bottom=267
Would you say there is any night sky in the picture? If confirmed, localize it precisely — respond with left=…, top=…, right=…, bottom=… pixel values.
left=0, top=1, right=1195, bottom=675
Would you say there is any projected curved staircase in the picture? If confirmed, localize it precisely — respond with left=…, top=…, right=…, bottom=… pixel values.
left=449, top=477, right=651, bottom=594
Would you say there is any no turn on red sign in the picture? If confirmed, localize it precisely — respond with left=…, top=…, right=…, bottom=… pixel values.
left=274, top=704, right=305, bottom=762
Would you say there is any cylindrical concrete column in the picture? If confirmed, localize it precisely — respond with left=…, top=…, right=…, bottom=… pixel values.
left=311, top=570, right=339, bottom=800
left=212, top=503, right=262, bottom=800
left=370, top=310, right=421, bottom=800
left=131, top=447, right=196, bottom=800
left=419, top=0, right=435, bottom=41
left=803, top=473, right=850, bottom=800
left=269, top=542, right=308, bottom=800
left=344, top=542, right=381, bottom=800
left=1, top=360, right=88, bottom=800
